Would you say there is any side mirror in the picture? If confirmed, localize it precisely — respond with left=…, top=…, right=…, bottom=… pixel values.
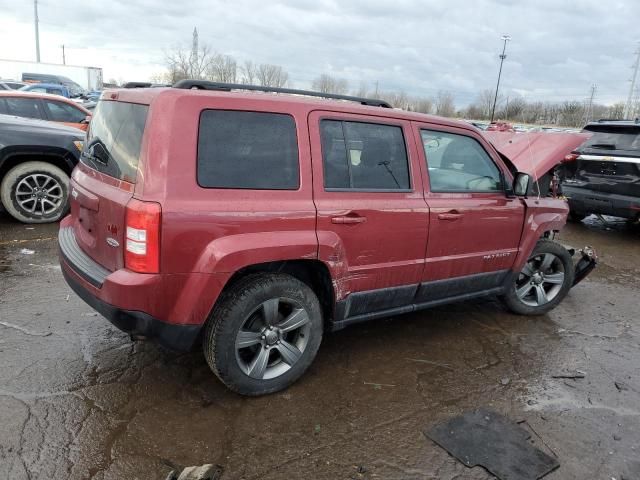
left=513, top=173, right=531, bottom=197
left=81, top=115, right=91, bottom=124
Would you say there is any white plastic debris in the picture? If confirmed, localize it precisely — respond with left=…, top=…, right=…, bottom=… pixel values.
left=20, top=248, right=35, bottom=255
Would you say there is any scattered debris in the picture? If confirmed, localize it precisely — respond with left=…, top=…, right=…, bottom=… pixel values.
left=406, top=358, right=454, bottom=370
left=527, top=399, right=538, bottom=406
left=614, top=381, right=629, bottom=392
left=501, top=377, right=511, bottom=386
left=20, top=248, right=35, bottom=255
left=164, top=464, right=223, bottom=480
left=314, top=424, right=321, bottom=435
left=363, top=381, right=395, bottom=388
left=551, top=370, right=586, bottom=379
left=0, top=321, right=52, bottom=337
left=613, top=434, right=622, bottom=441
left=425, top=408, right=559, bottom=480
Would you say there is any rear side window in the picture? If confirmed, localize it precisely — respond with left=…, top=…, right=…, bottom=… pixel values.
left=83, top=101, right=148, bottom=183
left=197, top=110, right=299, bottom=189
left=4, top=98, right=44, bottom=119
left=44, top=100, right=86, bottom=123
left=320, top=120, right=410, bottom=190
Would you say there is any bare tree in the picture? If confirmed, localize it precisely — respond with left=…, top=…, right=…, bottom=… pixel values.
left=500, top=96, right=526, bottom=121
left=608, top=102, right=626, bottom=120
left=255, top=63, right=289, bottom=87
left=435, top=90, right=455, bottom=117
left=240, top=61, right=256, bottom=84
left=208, top=54, right=238, bottom=83
left=412, top=97, right=434, bottom=114
left=353, top=81, right=369, bottom=98
left=559, top=101, right=585, bottom=128
left=164, top=43, right=215, bottom=83
left=312, top=74, right=349, bottom=94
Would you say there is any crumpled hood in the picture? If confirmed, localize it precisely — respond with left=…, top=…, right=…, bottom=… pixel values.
left=482, top=131, right=591, bottom=177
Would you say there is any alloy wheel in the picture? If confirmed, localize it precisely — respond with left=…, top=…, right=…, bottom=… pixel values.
left=235, top=297, right=311, bottom=380
left=515, top=253, right=566, bottom=307
left=15, top=173, right=64, bottom=217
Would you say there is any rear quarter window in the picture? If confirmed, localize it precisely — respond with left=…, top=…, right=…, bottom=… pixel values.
left=197, top=110, right=299, bottom=190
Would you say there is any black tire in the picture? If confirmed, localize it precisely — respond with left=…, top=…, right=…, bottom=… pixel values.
left=203, top=274, right=323, bottom=396
left=0, top=161, right=70, bottom=224
left=502, top=240, right=575, bottom=316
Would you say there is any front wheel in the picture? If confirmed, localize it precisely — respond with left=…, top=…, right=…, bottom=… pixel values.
left=502, top=240, right=575, bottom=315
left=203, top=274, right=323, bottom=396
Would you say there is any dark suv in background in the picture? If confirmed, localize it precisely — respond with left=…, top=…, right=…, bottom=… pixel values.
left=562, top=119, right=640, bottom=221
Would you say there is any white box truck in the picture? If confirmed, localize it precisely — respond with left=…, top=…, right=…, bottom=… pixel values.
left=0, top=59, right=103, bottom=92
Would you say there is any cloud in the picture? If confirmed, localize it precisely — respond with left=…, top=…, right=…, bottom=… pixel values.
left=0, top=0, right=637, bottom=105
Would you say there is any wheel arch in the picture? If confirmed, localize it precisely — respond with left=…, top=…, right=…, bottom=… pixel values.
left=0, top=147, right=76, bottom=184
left=220, top=259, right=336, bottom=326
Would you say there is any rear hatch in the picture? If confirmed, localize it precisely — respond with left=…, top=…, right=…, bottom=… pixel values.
left=69, top=99, right=148, bottom=271
left=571, top=124, right=640, bottom=196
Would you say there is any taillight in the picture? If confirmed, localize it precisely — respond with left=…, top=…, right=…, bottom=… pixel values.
left=562, top=152, right=580, bottom=163
left=124, top=199, right=161, bottom=273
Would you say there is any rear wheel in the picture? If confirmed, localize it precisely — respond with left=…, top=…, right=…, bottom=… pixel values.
left=502, top=240, right=574, bottom=315
left=203, top=274, right=323, bottom=396
left=0, top=161, right=70, bottom=223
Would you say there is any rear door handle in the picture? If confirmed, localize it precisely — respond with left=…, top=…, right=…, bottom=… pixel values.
left=331, top=215, right=367, bottom=224
left=437, top=211, right=463, bottom=221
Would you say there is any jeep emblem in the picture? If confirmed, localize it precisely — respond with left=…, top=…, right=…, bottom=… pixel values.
left=106, top=237, right=120, bottom=248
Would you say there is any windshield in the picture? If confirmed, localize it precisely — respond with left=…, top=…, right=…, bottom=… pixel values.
left=82, top=101, right=148, bottom=183
left=581, top=126, right=640, bottom=152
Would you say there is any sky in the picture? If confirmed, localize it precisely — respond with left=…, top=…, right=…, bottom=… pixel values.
left=0, top=0, right=638, bottom=106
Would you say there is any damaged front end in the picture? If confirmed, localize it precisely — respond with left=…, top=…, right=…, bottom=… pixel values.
left=565, top=245, right=598, bottom=286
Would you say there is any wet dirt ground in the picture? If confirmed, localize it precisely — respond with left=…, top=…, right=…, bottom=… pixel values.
left=0, top=213, right=639, bottom=480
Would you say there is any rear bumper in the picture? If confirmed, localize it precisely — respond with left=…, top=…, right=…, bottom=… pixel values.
left=563, top=185, right=640, bottom=219
left=58, top=219, right=230, bottom=351
left=62, top=267, right=201, bottom=351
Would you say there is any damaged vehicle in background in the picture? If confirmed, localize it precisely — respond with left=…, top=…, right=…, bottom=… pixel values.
left=559, top=119, right=640, bottom=222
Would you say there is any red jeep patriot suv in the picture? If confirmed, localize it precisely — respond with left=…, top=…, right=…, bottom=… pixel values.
left=59, top=80, right=595, bottom=396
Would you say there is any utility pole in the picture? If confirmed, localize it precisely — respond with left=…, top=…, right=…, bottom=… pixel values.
left=490, top=34, right=511, bottom=122
left=374, top=80, right=379, bottom=96
left=191, top=27, right=199, bottom=78
left=624, top=45, right=640, bottom=119
left=584, top=84, right=597, bottom=124
left=61, top=44, right=66, bottom=65
left=34, top=0, right=41, bottom=62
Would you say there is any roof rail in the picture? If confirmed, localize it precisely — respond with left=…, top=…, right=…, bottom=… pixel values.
left=596, top=118, right=632, bottom=123
left=123, top=82, right=152, bottom=89
left=172, top=79, right=392, bottom=108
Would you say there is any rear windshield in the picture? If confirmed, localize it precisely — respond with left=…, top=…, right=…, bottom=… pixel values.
left=581, top=126, right=640, bottom=152
left=82, top=101, right=148, bottom=183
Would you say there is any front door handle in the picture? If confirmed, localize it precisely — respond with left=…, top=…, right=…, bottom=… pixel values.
left=437, top=211, right=463, bottom=221
left=331, top=215, right=367, bottom=224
